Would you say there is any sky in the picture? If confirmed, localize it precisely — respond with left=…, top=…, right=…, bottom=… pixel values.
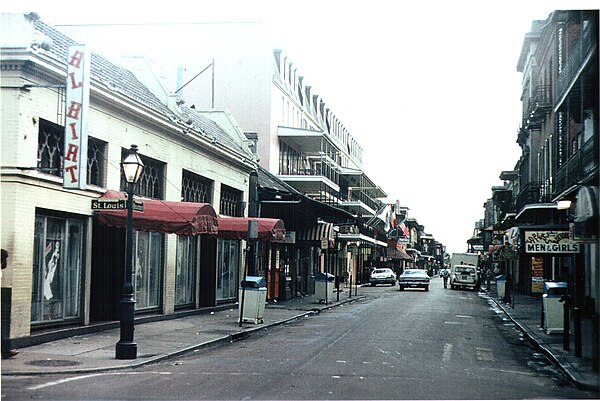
left=6, top=0, right=599, bottom=253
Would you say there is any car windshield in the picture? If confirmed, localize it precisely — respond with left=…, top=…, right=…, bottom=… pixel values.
left=455, top=266, right=475, bottom=274
left=372, top=269, right=391, bottom=275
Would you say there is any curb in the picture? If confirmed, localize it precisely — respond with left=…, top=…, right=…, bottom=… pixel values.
left=486, top=292, right=598, bottom=392
left=4, top=296, right=366, bottom=376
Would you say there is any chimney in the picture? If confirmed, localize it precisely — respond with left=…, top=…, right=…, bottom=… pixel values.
left=244, top=132, right=258, bottom=155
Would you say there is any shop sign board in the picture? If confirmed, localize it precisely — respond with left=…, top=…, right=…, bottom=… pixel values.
left=524, top=231, right=580, bottom=253
left=531, top=256, right=544, bottom=293
left=63, top=45, right=90, bottom=189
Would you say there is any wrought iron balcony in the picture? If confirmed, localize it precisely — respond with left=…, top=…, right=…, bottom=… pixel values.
left=556, top=20, right=597, bottom=107
left=525, top=85, right=552, bottom=128
left=554, top=135, right=599, bottom=195
left=516, top=182, right=542, bottom=212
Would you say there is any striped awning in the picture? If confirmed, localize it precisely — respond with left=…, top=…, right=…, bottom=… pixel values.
left=297, top=222, right=335, bottom=242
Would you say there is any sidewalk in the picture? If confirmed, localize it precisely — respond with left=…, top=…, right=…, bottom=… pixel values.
left=1, top=290, right=365, bottom=376
left=484, top=283, right=599, bottom=393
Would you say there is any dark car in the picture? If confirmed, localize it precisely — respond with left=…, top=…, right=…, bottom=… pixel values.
left=398, top=269, right=430, bottom=291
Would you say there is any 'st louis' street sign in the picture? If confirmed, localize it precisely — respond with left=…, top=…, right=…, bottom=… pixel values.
left=91, top=198, right=144, bottom=212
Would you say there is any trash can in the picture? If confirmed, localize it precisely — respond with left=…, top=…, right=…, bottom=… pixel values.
left=314, top=273, right=335, bottom=303
left=543, top=282, right=568, bottom=334
left=496, top=275, right=507, bottom=300
left=239, top=276, right=267, bottom=324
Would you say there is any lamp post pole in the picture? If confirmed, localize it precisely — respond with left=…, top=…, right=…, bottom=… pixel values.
left=116, top=145, right=144, bottom=360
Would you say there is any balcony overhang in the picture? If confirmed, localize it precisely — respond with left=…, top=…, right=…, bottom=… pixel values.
left=348, top=185, right=387, bottom=199
left=500, top=170, right=518, bottom=181
left=278, top=174, right=339, bottom=194
left=515, top=203, right=559, bottom=222
left=277, top=125, right=326, bottom=153
left=337, top=233, right=387, bottom=247
left=339, top=167, right=362, bottom=177
left=338, top=200, right=376, bottom=217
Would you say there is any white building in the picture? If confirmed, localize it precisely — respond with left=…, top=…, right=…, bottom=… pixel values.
left=1, top=13, right=280, bottom=342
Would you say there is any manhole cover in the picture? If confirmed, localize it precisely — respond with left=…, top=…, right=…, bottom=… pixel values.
left=26, top=359, right=81, bottom=367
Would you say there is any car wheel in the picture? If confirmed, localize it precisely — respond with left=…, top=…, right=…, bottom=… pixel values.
left=371, top=282, right=375, bottom=287
left=399, top=286, right=404, bottom=291
left=425, top=285, right=429, bottom=291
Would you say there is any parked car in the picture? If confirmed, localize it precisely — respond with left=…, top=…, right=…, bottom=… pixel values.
left=369, top=268, right=397, bottom=286
left=398, top=269, right=430, bottom=291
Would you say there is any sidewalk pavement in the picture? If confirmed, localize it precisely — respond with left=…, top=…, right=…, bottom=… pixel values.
left=1, top=289, right=366, bottom=376
left=484, top=283, right=599, bottom=393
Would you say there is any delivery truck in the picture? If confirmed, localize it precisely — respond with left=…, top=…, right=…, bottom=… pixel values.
left=449, top=252, right=479, bottom=290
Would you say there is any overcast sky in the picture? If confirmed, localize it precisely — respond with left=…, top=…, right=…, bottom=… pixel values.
left=8, top=0, right=599, bottom=253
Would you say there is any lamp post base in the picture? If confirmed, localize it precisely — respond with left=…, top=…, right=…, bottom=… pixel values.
left=115, top=341, right=137, bottom=360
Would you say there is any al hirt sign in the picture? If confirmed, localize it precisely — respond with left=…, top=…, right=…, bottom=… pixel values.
left=524, top=231, right=580, bottom=253
left=63, top=45, right=90, bottom=189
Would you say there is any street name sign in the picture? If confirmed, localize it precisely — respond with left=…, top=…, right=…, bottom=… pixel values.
left=91, top=198, right=144, bottom=212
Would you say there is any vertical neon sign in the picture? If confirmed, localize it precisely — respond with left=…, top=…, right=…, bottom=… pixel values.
left=63, top=45, right=90, bottom=189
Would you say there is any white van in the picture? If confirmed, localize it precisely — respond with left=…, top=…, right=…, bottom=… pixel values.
left=450, top=264, right=478, bottom=290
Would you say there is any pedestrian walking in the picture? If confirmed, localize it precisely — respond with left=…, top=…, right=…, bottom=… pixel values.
left=442, top=269, right=449, bottom=289
left=1, top=249, right=19, bottom=359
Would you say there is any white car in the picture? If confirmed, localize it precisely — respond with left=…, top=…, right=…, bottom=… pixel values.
left=369, top=268, right=397, bottom=286
left=450, top=264, right=478, bottom=290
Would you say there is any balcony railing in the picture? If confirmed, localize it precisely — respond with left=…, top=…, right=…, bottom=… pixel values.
left=556, top=21, right=597, bottom=105
left=516, top=182, right=541, bottom=212
left=340, top=188, right=381, bottom=214
left=526, top=85, right=552, bottom=128
left=279, top=151, right=339, bottom=183
left=555, top=135, right=599, bottom=195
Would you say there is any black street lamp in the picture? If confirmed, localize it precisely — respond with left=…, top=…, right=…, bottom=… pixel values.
left=115, top=144, right=144, bottom=360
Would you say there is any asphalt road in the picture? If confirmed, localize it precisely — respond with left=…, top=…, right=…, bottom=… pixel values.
left=3, top=278, right=596, bottom=400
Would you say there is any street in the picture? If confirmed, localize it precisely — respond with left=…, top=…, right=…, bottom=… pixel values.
left=3, top=278, right=595, bottom=400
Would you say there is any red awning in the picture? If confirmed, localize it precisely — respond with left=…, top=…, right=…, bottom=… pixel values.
left=387, top=239, right=412, bottom=260
left=217, top=217, right=286, bottom=241
left=97, top=190, right=218, bottom=236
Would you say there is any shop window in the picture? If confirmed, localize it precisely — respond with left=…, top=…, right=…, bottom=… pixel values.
left=37, top=119, right=63, bottom=177
left=219, top=184, right=243, bottom=217
left=87, top=138, right=107, bottom=187
left=31, top=213, right=84, bottom=324
left=216, top=239, right=240, bottom=302
left=181, top=170, right=213, bottom=203
left=175, top=235, right=198, bottom=307
left=121, top=148, right=164, bottom=199
left=134, top=231, right=163, bottom=310
left=37, top=119, right=106, bottom=186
